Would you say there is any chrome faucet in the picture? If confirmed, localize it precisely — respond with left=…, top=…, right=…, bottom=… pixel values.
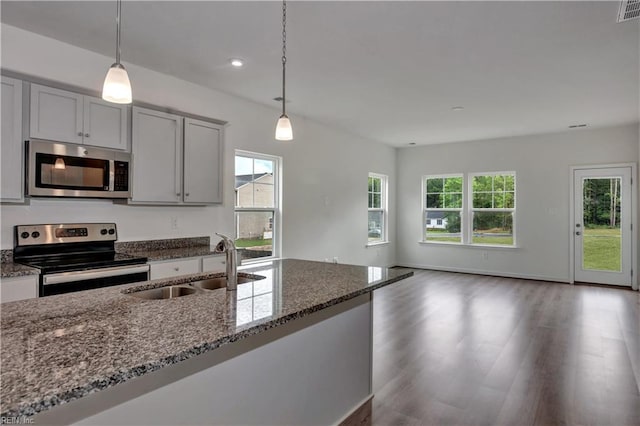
left=215, top=233, right=238, bottom=291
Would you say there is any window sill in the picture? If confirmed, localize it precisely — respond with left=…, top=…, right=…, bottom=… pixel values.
left=366, top=241, right=390, bottom=247
left=419, top=241, right=519, bottom=249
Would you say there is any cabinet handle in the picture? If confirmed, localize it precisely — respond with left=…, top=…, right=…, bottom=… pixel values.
left=77, top=132, right=83, bottom=136
left=176, top=193, right=181, bottom=197
left=174, top=267, right=180, bottom=271
left=84, top=133, right=90, bottom=138
left=185, top=193, right=190, bottom=197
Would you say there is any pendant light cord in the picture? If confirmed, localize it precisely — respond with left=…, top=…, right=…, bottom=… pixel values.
left=116, top=0, right=122, bottom=64
left=281, top=0, right=287, bottom=116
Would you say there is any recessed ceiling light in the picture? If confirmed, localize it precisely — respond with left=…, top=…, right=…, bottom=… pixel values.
left=451, top=106, right=464, bottom=111
left=568, top=124, right=587, bottom=128
left=230, top=58, right=244, bottom=67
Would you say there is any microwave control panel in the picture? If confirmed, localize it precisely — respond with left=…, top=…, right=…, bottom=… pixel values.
left=114, top=161, right=129, bottom=191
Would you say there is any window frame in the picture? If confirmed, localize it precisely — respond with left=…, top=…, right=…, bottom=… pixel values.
left=422, top=173, right=464, bottom=244
left=367, top=172, right=389, bottom=246
left=421, top=172, right=517, bottom=247
left=234, top=150, right=282, bottom=263
left=468, top=171, right=516, bottom=247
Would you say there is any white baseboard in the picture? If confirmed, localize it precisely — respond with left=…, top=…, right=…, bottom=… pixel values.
left=395, top=263, right=570, bottom=284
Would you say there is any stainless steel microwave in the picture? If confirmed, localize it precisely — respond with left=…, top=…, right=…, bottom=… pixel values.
left=26, top=139, right=131, bottom=199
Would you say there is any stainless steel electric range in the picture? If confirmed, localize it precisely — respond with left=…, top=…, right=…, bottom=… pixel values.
left=13, top=223, right=149, bottom=297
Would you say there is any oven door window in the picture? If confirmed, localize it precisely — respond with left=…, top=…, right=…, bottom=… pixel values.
left=36, top=153, right=109, bottom=191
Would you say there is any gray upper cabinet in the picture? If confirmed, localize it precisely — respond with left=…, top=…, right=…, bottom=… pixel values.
left=183, top=118, right=223, bottom=204
left=1, top=76, right=25, bottom=203
left=131, top=106, right=183, bottom=204
left=130, top=107, right=223, bottom=205
left=30, top=83, right=128, bottom=150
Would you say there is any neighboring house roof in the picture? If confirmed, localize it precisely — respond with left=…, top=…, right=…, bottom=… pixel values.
left=235, top=173, right=270, bottom=189
left=427, top=212, right=447, bottom=219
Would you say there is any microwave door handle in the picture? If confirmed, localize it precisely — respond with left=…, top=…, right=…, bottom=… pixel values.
left=109, top=160, right=115, bottom=191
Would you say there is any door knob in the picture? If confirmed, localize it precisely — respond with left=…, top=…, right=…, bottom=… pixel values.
left=576, top=231, right=581, bottom=236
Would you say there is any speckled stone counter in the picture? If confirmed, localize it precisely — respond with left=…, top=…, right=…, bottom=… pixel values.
left=0, top=259, right=412, bottom=418
left=0, top=261, right=39, bottom=278
left=115, top=236, right=219, bottom=261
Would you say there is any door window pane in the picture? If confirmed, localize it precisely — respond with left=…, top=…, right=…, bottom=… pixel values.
left=582, top=178, right=622, bottom=272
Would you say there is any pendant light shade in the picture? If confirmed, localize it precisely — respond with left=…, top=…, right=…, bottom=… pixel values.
left=102, top=0, right=132, bottom=104
left=275, top=0, right=293, bottom=141
left=275, top=114, right=293, bottom=140
left=102, top=63, right=132, bottom=104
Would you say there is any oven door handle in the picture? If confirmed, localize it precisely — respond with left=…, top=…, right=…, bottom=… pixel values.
left=42, top=264, right=150, bottom=285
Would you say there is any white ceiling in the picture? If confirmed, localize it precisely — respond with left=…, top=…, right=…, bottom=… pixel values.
left=1, top=1, right=638, bottom=147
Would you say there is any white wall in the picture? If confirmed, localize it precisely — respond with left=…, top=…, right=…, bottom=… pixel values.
left=396, top=124, right=639, bottom=283
left=0, top=25, right=396, bottom=267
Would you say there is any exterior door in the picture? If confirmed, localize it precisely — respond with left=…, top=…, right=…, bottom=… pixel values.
left=574, top=167, right=632, bottom=286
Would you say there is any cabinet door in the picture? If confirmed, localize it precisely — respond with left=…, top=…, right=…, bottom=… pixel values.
left=30, top=84, right=83, bottom=144
left=149, top=258, right=201, bottom=280
left=0, top=276, right=38, bottom=303
left=83, top=96, right=128, bottom=150
left=1, top=77, right=24, bottom=202
left=183, top=118, right=223, bottom=204
left=131, top=107, right=183, bottom=203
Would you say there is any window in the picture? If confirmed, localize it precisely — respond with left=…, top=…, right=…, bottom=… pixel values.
left=235, top=151, right=281, bottom=261
left=424, top=175, right=463, bottom=243
left=422, top=172, right=516, bottom=246
left=471, top=173, right=515, bottom=245
left=368, top=173, right=388, bottom=244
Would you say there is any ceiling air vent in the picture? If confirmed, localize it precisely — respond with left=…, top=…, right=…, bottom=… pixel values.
left=618, top=0, right=640, bottom=22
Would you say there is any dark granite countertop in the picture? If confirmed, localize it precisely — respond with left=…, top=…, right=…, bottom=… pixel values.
left=0, top=259, right=412, bottom=418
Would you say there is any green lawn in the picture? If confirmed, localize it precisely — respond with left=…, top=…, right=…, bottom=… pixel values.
left=583, top=228, right=621, bottom=271
left=234, top=238, right=272, bottom=248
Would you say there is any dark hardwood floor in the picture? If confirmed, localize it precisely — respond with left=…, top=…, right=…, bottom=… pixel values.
left=371, top=269, right=640, bottom=426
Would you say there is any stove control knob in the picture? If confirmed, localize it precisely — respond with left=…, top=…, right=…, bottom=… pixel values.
left=31, top=231, right=40, bottom=239
left=20, top=232, right=29, bottom=239
left=100, top=229, right=108, bottom=235
left=108, top=229, right=115, bottom=235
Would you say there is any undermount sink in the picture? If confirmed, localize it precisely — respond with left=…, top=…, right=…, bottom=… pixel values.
left=190, top=275, right=259, bottom=291
left=128, top=285, right=200, bottom=300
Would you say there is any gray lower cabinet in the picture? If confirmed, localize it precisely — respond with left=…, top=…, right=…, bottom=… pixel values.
left=30, top=83, right=128, bottom=150
left=1, top=76, right=25, bottom=203
left=131, top=106, right=223, bottom=205
left=0, top=276, right=38, bottom=303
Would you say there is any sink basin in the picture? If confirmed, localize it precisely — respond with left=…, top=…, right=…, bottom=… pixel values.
left=128, top=285, right=200, bottom=300
left=191, top=275, right=261, bottom=290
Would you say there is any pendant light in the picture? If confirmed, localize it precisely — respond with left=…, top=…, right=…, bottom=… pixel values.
left=275, top=0, right=293, bottom=140
left=102, top=0, right=132, bottom=104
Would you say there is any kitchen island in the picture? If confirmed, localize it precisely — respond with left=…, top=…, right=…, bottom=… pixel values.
left=0, top=259, right=412, bottom=425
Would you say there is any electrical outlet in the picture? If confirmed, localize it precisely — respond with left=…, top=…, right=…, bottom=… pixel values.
left=170, top=217, right=179, bottom=230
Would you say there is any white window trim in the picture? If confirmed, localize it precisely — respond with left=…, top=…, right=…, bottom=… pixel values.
left=367, top=172, right=389, bottom=246
left=235, top=150, right=282, bottom=263
left=421, top=172, right=517, bottom=247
